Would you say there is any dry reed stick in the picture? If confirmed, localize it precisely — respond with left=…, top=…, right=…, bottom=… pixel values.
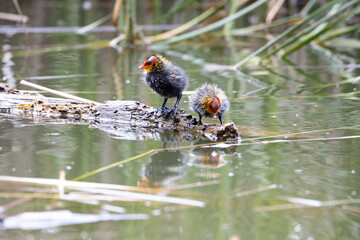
left=20, top=80, right=101, bottom=105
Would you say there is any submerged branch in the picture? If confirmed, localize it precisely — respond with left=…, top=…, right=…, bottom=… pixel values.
left=255, top=197, right=360, bottom=212
left=235, top=184, right=277, bottom=197
left=0, top=175, right=205, bottom=207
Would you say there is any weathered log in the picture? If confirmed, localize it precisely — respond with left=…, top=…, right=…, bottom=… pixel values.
left=0, top=83, right=239, bottom=141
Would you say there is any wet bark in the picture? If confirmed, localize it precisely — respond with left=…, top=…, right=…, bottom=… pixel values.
left=0, top=83, right=239, bottom=141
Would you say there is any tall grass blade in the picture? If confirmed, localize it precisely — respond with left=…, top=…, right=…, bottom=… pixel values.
left=325, top=38, right=360, bottom=49
left=298, top=76, right=360, bottom=91
left=317, top=23, right=360, bottom=43
left=124, top=0, right=136, bottom=45
left=266, top=0, right=286, bottom=23
left=160, top=0, right=268, bottom=45
left=76, top=13, right=112, bottom=34
left=265, top=0, right=360, bottom=58
left=112, top=0, right=123, bottom=26
left=151, top=0, right=198, bottom=24
left=300, top=0, right=317, bottom=16
left=223, top=0, right=249, bottom=39
left=228, top=15, right=301, bottom=36
left=282, top=3, right=360, bottom=57
left=146, top=2, right=224, bottom=43
left=125, top=16, right=134, bottom=44
left=233, top=0, right=344, bottom=67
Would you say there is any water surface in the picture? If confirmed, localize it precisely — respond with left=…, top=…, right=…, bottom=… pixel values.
left=0, top=1, right=360, bottom=240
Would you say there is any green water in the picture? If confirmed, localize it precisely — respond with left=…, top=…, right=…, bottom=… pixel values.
left=1, top=1, right=360, bottom=239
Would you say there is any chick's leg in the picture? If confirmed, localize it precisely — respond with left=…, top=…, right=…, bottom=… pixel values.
left=150, top=98, right=168, bottom=117
left=165, top=94, right=182, bottom=118
left=160, top=98, right=169, bottom=110
left=218, top=115, right=223, bottom=126
left=197, top=113, right=203, bottom=125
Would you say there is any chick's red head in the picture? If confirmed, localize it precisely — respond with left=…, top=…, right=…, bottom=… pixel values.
left=139, top=55, right=167, bottom=72
left=208, top=97, right=221, bottom=117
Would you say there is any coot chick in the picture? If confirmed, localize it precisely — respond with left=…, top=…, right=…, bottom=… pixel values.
left=189, top=84, right=229, bottom=126
left=139, top=55, right=189, bottom=118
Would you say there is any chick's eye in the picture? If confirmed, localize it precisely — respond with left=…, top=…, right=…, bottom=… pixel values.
left=147, top=56, right=157, bottom=63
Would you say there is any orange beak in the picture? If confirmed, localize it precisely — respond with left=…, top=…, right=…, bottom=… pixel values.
left=139, top=60, right=147, bottom=69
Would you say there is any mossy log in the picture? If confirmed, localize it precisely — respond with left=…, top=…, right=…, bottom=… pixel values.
left=0, top=83, right=239, bottom=141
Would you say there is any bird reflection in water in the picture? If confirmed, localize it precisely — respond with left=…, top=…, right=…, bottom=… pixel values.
left=138, top=136, right=239, bottom=187
left=138, top=136, right=185, bottom=189
left=189, top=140, right=238, bottom=178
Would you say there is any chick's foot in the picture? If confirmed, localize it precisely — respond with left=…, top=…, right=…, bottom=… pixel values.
left=164, top=107, right=177, bottom=119
left=149, top=106, right=170, bottom=117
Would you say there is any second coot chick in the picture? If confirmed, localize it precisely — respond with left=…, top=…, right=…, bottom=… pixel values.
left=189, top=83, right=229, bottom=126
left=139, top=55, right=189, bottom=118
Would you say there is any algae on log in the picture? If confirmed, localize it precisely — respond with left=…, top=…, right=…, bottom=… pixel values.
left=0, top=83, right=239, bottom=141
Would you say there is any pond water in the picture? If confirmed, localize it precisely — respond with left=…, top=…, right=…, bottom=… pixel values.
left=1, top=1, right=360, bottom=240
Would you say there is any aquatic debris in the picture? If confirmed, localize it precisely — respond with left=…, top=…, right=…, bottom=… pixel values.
left=1, top=210, right=149, bottom=230
left=254, top=197, right=360, bottom=212
left=235, top=184, right=277, bottom=198
left=0, top=175, right=205, bottom=207
left=278, top=196, right=322, bottom=207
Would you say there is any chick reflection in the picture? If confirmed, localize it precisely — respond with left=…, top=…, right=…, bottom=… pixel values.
left=189, top=140, right=238, bottom=178
left=138, top=150, right=186, bottom=189
left=190, top=148, right=226, bottom=168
